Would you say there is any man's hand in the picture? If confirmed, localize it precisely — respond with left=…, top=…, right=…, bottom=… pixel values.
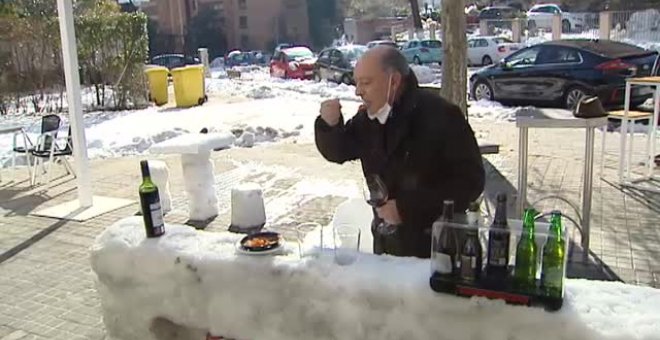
left=320, top=99, right=342, bottom=127
left=376, top=200, right=402, bottom=225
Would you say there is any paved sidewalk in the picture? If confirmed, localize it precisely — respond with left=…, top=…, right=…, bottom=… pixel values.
left=0, top=121, right=658, bottom=339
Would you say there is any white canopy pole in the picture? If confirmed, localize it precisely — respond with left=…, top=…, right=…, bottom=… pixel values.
left=57, top=0, right=93, bottom=207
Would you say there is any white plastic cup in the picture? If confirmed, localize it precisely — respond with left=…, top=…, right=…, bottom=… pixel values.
left=333, top=224, right=361, bottom=265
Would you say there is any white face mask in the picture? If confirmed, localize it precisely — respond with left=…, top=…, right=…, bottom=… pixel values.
left=367, top=74, right=393, bottom=124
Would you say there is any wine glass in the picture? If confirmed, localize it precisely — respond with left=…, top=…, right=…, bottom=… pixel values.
left=363, top=174, right=398, bottom=235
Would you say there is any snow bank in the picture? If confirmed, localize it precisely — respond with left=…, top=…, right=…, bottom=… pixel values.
left=411, top=65, right=436, bottom=84
left=92, top=217, right=660, bottom=340
left=468, top=99, right=519, bottom=122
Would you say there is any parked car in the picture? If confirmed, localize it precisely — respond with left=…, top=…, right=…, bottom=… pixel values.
left=150, top=54, right=200, bottom=70
left=527, top=4, right=584, bottom=33
left=269, top=46, right=316, bottom=80
left=313, top=45, right=367, bottom=85
left=469, top=39, right=659, bottom=109
left=467, top=36, right=522, bottom=66
left=366, top=40, right=398, bottom=49
left=478, top=6, right=522, bottom=21
left=400, top=40, right=443, bottom=65
left=225, top=50, right=252, bottom=68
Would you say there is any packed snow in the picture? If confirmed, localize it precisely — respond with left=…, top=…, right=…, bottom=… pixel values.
left=91, top=216, right=660, bottom=340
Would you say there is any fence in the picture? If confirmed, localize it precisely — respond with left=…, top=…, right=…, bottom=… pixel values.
left=609, top=9, right=660, bottom=51
left=388, top=8, right=660, bottom=53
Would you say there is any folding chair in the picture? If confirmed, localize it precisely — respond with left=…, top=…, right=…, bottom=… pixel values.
left=30, top=126, right=75, bottom=186
left=12, top=114, right=62, bottom=179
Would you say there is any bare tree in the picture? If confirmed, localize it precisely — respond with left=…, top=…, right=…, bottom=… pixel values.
left=408, top=0, right=423, bottom=30
left=440, top=0, right=468, bottom=116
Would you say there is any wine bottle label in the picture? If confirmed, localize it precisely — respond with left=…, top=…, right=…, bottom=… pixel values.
left=433, top=253, right=452, bottom=274
left=489, top=239, right=508, bottom=266
left=460, top=255, right=477, bottom=279
left=150, top=202, right=164, bottom=233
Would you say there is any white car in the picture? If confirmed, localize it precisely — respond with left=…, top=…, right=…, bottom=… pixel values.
left=467, top=36, right=522, bottom=66
left=527, top=4, right=584, bottom=33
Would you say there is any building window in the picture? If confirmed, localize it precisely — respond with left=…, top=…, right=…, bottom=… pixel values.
left=239, top=16, right=248, bottom=29
left=241, top=35, right=249, bottom=48
left=239, top=0, right=246, bottom=10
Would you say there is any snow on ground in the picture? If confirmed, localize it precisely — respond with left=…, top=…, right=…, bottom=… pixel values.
left=0, top=65, right=509, bottom=168
left=469, top=99, right=519, bottom=122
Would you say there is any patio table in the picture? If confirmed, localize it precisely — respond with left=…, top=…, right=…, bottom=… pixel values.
left=515, top=107, right=607, bottom=259
left=0, top=125, right=28, bottom=181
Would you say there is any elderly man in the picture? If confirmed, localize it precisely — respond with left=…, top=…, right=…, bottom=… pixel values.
left=314, top=46, right=485, bottom=258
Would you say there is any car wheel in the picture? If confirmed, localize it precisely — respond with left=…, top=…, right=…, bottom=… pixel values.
left=564, top=86, right=588, bottom=110
left=313, top=72, right=322, bottom=82
left=472, top=80, right=494, bottom=101
left=482, top=55, right=493, bottom=66
left=341, top=74, right=352, bottom=85
left=413, top=56, right=422, bottom=65
left=562, top=19, right=571, bottom=33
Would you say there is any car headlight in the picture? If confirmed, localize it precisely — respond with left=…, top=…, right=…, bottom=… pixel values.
left=289, top=62, right=299, bottom=71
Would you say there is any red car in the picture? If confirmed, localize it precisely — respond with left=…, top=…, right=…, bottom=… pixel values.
left=269, top=46, right=316, bottom=80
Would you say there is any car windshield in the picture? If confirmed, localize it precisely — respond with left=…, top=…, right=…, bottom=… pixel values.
left=422, top=40, right=442, bottom=48
left=285, top=47, right=314, bottom=59
left=493, top=37, right=513, bottom=44
left=340, top=46, right=367, bottom=61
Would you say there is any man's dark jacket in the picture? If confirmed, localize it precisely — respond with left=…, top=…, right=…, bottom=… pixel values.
left=314, top=72, right=485, bottom=258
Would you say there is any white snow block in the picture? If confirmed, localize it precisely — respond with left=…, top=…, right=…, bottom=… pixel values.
left=91, top=217, right=660, bottom=340
left=147, top=160, right=171, bottom=214
left=181, top=153, right=218, bottom=221
left=149, top=132, right=235, bottom=155
left=228, top=183, right=266, bottom=233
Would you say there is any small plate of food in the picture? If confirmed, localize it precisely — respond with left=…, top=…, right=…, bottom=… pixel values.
left=235, top=231, right=284, bottom=255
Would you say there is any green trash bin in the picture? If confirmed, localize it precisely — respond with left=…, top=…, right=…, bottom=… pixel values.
left=144, top=66, right=169, bottom=106
left=171, top=65, right=207, bottom=108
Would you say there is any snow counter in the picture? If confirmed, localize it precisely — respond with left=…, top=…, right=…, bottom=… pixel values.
left=91, top=217, right=660, bottom=340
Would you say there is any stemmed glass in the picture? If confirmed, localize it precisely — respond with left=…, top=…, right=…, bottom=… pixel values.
left=363, top=174, right=398, bottom=235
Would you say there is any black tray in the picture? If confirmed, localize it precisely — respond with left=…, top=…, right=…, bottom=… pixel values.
left=429, top=268, right=563, bottom=312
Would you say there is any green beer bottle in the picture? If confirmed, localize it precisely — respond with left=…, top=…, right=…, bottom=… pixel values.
left=514, top=208, right=537, bottom=292
left=541, top=211, right=565, bottom=308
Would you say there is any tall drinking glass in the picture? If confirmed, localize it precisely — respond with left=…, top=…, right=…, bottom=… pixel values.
left=333, top=224, right=361, bottom=265
left=363, top=174, right=397, bottom=235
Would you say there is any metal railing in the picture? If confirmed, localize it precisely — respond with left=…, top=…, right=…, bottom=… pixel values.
left=610, top=9, right=660, bottom=51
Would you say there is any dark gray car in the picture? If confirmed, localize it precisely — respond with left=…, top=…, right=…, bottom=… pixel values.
left=313, top=45, right=367, bottom=85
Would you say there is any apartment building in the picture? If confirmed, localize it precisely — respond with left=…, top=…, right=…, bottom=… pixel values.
left=141, top=0, right=311, bottom=53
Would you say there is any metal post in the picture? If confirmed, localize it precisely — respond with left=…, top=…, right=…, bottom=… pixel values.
left=57, top=0, right=93, bottom=207
left=648, top=86, right=660, bottom=177
left=517, top=127, right=529, bottom=216
left=582, top=127, right=596, bottom=260
left=619, top=82, right=631, bottom=182
left=198, top=48, right=211, bottom=78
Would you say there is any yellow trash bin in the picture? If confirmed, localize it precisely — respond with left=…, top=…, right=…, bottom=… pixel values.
left=144, top=66, right=169, bottom=106
left=171, top=65, right=206, bottom=108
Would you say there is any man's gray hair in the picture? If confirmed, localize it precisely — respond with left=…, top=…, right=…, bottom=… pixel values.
left=379, top=47, right=411, bottom=77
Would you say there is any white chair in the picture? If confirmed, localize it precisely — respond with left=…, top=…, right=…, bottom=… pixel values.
left=30, top=127, right=75, bottom=186
left=600, top=110, right=653, bottom=178
left=11, top=114, right=62, bottom=180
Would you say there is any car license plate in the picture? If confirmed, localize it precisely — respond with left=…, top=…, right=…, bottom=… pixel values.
left=305, top=71, right=313, bottom=75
